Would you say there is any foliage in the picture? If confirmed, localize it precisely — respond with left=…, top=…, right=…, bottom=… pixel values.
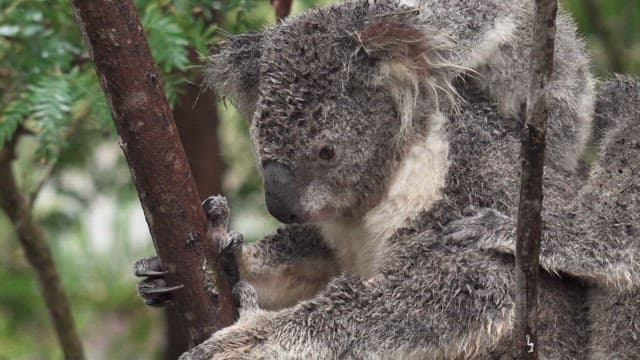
left=563, top=0, right=640, bottom=75
left=0, top=0, right=267, bottom=358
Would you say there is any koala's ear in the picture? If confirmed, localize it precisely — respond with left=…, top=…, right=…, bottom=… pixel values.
left=205, top=33, right=263, bottom=120
left=357, top=21, right=431, bottom=77
left=356, top=21, right=456, bottom=134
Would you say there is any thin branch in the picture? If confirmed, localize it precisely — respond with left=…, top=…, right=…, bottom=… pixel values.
left=513, top=0, right=557, bottom=359
left=70, top=0, right=237, bottom=347
left=0, top=137, right=86, bottom=360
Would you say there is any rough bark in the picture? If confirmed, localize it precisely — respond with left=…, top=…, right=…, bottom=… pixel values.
left=174, top=76, right=223, bottom=201
left=0, top=141, right=86, bottom=360
left=69, top=0, right=236, bottom=347
left=271, top=0, right=293, bottom=21
left=514, top=0, right=557, bottom=359
left=167, top=71, right=223, bottom=359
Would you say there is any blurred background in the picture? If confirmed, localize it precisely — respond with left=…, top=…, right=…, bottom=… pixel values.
left=0, top=0, right=638, bottom=358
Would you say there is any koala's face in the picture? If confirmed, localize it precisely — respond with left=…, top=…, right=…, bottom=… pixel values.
left=253, top=22, right=403, bottom=224
left=209, top=2, right=431, bottom=224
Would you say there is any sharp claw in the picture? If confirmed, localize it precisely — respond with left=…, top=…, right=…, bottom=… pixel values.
left=201, top=195, right=229, bottom=227
left=135, top=269, right=168, bottom=277
left=139, top=284, right=184, bottom=295
left=219, top=231, right=243, bottom=256
left=134, top=256, right=164, bottom=277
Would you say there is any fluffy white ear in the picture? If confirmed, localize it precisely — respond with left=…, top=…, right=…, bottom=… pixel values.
left=356, top=21, right=458, bottom=135
left=206, top=33, right=263, bottom=120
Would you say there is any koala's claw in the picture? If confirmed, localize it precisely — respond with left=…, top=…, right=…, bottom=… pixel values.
left=221, top=231, right=244, bottom=255
left=137, top=276, right=183, bottom=307
left=134, top=255, right=183, bottom=307
left=218, top=231, right=243, bottom=287
left=202, top=195, right=230, bottom=228
left=134, top=255, right=166, bottom=277
left=443, top=208, right=512, bottom=246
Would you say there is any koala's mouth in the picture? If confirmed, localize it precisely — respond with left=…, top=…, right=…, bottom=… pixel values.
left=266, top=199, right=337, bottom=224
left=305, top=206, right=337, bottom=223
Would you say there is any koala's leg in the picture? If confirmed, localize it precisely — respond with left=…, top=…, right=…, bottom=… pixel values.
left=587, top=287, right=640, bottom=360
left=180, top=238, right=521, bottom=360
left=238, top=225, right=339, bottom=310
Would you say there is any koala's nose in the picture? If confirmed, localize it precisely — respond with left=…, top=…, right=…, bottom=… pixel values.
left=263, top=162, right=300, bottom=224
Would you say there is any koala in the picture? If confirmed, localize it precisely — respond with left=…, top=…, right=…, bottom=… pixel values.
left=134, top=0, right=640, bottom=358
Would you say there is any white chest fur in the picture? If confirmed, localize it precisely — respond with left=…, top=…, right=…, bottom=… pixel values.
left=320, top=113, right=450, bottom=278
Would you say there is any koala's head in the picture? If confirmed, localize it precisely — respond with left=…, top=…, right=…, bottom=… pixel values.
left=207, top=1, right=452, bottom=224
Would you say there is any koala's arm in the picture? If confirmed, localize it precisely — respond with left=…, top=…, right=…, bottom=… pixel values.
left=445, top=77, right=640, bottom=290
left=238, top=225, right=339, bottom=310
left=181, top=238, right=515, bottom=360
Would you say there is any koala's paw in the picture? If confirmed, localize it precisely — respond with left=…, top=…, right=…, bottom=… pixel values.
left=134, top=256, right=183, bottom=307
left=134, top=196, right=245, bottom=308
left=218, top=231, right=243, bottom=287
left=443, top=207, right=514, bottom=251
left=202, top=195, right=230, bottom=228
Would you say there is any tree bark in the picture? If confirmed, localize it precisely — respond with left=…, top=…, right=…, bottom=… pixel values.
left=514, top=0, right=557, bottom=359
left=69, top=0, right=236, bottom=347
left=174, top=76, right=223, bottom=201
left=0, top=141, right=86, bottom=360
left=271, top=0, right=293, bottom=21
left=167, top=68, right=224, bottom=359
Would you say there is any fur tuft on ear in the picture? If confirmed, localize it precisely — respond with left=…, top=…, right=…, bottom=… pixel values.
left=357, top=21, right=431, bottom=77
left=205, top=33, right=263, bottom=120
left=356, top=21, right=461, bottom=136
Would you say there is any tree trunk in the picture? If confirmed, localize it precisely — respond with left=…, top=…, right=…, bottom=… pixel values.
left=70, top=0, right=237, bottom=348
left=166, top=75, right=223, bottom=359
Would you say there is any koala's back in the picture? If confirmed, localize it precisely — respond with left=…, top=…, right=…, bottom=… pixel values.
left=399, top=78, right=640, bottom=358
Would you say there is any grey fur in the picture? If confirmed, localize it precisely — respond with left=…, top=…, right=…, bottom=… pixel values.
left=177, top=1, right=639, bottom=358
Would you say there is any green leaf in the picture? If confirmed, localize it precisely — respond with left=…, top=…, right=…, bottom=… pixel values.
left=0, top=95, right=30, bottom=147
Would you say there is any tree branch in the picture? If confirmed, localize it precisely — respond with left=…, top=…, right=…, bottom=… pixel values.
left=69, top=0, right=237, bottom=347
left=514, top=0, right=557, bottom=358
left=0, top=138, right=86, bottom=360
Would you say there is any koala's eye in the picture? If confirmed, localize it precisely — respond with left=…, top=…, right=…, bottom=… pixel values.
left=318, top=145, right=335, bottom=162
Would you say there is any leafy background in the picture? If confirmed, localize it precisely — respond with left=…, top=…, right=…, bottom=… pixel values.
left=0, top=0, right=638, bottom=358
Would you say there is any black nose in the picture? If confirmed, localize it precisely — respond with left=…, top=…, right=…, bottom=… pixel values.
left=263, top=162, right=300, bottom=224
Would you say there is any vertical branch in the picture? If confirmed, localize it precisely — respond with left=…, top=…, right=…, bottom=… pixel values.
left=514, top=0, right=557, bottom=359
left=271, top=0, right=293, bottom=22
left=69, top=0, right=237, bottom=347
left=0, top=140, right=86, bottom=360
